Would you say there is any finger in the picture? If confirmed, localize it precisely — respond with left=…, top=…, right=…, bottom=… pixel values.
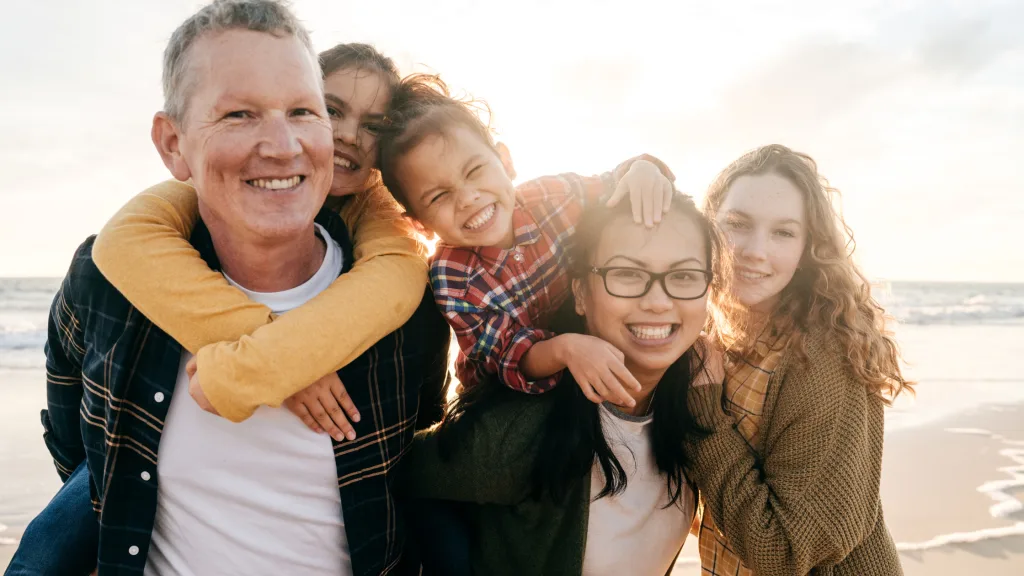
left=605, top=342, right=626, bottom=362
left=308, top=399, right=345, bottom=442
left=289, top=401, right=323, bottom=434
left=600, top=370, right=635, bottom=408
left=328, top=376, right=360, bottom=423
left=652, top=183, right=665, bottom=224
left=578, top=380, right=604, bottom=405
left=317, top=387, right=356, bottom=441
left=609, top=359, right=643, bottom=393
left=185, top=357, right=198, bottom=378
left=642, top=182, right=655, bottom=228
left=662, top=179, right=673, bottom=213
left=606, top=180, right=629, bottom=208
left=630, top=182, right=643, bottom=224
left=603, top=374, right=635, bottom=407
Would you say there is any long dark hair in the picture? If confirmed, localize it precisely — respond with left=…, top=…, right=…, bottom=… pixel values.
left=439, top=193, right=729, bottom=508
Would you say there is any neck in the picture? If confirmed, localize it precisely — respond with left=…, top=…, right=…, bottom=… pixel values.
left=203, top=214, right=326, bottom=293
left=618, top=363, right=666, bottom=416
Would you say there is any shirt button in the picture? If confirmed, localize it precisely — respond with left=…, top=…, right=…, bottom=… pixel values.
left=154, top=392, right=165, bottom=403
left=513, top=253, right=524, bottom=262
left=141, top=471, right=151, bottom=481
left=129, top=545, right=140, bottom=556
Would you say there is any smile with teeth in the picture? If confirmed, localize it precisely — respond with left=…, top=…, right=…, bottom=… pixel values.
left=247, top=176, right=303, bottom=190
left=628, top=324, right=677, bottom=340
left=334, top=156, right=359, bottom=170
left=737, top=269, right=771, bottom=281
left=464, top=204, right=496, bottom=230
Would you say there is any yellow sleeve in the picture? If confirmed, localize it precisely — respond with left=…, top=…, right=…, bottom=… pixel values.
left=91, top=180, right=275, bottom=353
left=94, top=181, right=429, bottom=423
left=194, top=185, right=430, bottom=422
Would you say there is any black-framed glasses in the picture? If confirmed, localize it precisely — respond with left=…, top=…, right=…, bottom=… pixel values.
left=589, top=266, right=711, bottom=300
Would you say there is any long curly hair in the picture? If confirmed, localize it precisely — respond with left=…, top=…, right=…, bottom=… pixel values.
left=703, top=144, right=913, bottom=403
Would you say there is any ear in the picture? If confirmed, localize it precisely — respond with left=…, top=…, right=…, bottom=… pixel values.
left=495, top=141, right=516, bottom=180
left=151, top=112, right=192, bottom=182
left=572, top=278, right=586, bottom=316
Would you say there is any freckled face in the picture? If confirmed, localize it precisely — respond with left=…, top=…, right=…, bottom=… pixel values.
left=716, top=173, right=806, bottom=311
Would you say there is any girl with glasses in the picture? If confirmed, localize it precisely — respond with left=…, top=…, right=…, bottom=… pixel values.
left=402, top=192, right=734, bottom=575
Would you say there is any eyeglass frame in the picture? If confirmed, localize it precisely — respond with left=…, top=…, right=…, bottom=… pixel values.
left=588, top=266, right=712, bottom=300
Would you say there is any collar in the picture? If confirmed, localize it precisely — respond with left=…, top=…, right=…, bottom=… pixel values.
left=470, top=201, right=542, bottom=276
left=189, top=206, right=354, bottom=277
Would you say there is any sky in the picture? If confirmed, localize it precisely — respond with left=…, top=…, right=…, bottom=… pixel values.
left=1, top=0, right=1022, bottom=281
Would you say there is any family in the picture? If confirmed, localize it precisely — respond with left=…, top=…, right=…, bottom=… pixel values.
left=6, top=1, right=914, bottom=575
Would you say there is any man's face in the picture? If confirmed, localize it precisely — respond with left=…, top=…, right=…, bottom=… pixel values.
left=176, top=29, right=333, bottom=244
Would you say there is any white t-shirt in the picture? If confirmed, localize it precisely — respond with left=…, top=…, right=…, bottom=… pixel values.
left=581, top=403, right=695, bottom=576
left=146, top=224, right=351, bottom=576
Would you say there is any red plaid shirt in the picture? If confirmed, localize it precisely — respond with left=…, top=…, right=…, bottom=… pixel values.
left=430, top=171, right=615, bottom=392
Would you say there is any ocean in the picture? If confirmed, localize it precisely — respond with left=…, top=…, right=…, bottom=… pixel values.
left=4, top=277, right=1024, bottom=371
left=2, top=277, right=1024, bottom=573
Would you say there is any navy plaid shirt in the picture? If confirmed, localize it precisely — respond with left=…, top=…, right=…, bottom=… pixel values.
left=41, top=208, right=451, bottom=575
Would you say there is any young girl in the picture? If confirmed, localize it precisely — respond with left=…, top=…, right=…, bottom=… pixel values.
left=687, top=144, right=911, bottom=575
left=90, top=44, right=432, bottom=440
left=403, top=191, right=731, bottom=576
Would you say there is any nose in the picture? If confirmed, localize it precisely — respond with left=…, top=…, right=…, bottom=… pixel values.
left=258, top=113, right=302, bottom=161
left=738, top=229, right=769, bottom=262
left=639, top=278, right=674, bottom=314
left=334, top=115, right=358, bottom=147
left=455, top=186, right=481, bottom=210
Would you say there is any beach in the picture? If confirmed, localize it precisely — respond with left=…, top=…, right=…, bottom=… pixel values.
left=673, top=323, right=1024, bottom=575
left=3, top=281, right=1024, bottom=572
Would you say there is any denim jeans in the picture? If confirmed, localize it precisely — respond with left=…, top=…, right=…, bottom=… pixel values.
left=5, top=461, right=98, bottom=576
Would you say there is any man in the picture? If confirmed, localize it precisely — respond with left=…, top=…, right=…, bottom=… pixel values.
left=14, top=1, right=449, bottom=574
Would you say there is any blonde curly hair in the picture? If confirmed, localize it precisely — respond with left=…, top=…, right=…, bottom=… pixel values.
left=704, top=144, right=913, bottom=403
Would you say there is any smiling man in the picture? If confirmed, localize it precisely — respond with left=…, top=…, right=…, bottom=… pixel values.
left=18, top=1, right=449, bottom=575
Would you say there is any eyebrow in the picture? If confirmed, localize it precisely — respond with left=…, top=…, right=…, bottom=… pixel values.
left=324, top=93, right=386, bottom=120
left=603, top=255, right=704, bottom=268
left=726, top=209, right=802, bottom=226
left=463, top=154, right=483, bottom=174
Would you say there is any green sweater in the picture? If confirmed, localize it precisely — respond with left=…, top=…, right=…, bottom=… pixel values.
left=685, top=327, right=903, bottom=575
left=403, top=394, right=687, bottom=575
left=403, top=395, right=590, bottom=575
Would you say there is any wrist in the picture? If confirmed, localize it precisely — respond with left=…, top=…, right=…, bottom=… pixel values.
left=548, top=333, right=573, bottom=366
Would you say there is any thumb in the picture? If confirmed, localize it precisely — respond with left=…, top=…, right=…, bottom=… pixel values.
left=185, top=357, right=198, bottom=377
left=605, top=179, right=629, bottom=207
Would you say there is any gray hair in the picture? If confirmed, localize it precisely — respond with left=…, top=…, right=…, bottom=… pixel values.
left=162, top=0, right=316, bottom=124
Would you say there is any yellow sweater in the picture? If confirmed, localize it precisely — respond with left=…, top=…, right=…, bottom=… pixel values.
left=91, top=179, right=429, bottom=423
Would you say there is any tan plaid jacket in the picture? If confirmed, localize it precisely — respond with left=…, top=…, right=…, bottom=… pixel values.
left=697, top=333, right=787, bottom=575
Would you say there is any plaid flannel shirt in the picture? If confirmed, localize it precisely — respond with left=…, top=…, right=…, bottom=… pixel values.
left=429, top=171, right=615, bottom=393
left=42, top=208, right=451, bottom=576
left=697, top=331, right=788, bottom=576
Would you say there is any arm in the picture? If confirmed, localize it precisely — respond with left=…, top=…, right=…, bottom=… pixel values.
left=93, top=181, right=428, bottom=422
left=91, top=180, right=273, bottom=352
left=195, top=187, right=429, bottom=422
left=431, top=273, right=557, bottom=393
left=401, top=397, right=546, bottom=504
left=41, top=247, right=89, bottom=482
left=521, top=154, right=675, bottom=208
left=685, top=343, right=885, bottom=575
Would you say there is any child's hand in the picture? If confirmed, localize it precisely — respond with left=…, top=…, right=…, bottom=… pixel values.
left=558, top=333, right=641, bottom=408
left=186, top=357, right=220, bottom=416
left=284, top=372, right=361, bottom=442
left=691, top=335, right=725, bottom=387
left=606, top=160, right=674, bottom=228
